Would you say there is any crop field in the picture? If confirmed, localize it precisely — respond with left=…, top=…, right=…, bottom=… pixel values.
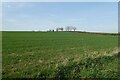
left=2, top=32, right=119, bottom=79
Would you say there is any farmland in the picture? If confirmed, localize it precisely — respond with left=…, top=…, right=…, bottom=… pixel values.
left=2, top=31, right=119, bottom=79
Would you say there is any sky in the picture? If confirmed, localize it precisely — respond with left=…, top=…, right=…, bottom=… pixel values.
left=2, top=2, right=118, bottom=33
left=1, top=0, right=119, bottom=2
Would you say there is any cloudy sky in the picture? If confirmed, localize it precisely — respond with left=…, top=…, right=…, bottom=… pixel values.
left=2, top=2, right=118, bottom=33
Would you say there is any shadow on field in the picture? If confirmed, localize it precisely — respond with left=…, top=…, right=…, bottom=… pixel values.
left=37, top=53, right=119, bottom=80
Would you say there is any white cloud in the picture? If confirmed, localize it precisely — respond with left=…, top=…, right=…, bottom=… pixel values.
left=5, top=18, right=16, bottom=22
left=6, top=5, right=11, bottom=8
left=68, top=18, right=86, bottom=22
left=49, top=14, right=56, bottom=17
left=19, top=14, right=32, bottom=18
left=3, top=2, right=35, bottom=9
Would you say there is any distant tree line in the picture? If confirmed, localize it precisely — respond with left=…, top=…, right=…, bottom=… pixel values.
left=48, top=26, right=77, bottom=32
left=56, top=27, right=64, bottom=32
left=65, top=26, right=76, bottom=31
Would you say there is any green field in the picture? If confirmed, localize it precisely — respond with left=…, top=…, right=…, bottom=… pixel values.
left=2, top=32, right=119, bottom=79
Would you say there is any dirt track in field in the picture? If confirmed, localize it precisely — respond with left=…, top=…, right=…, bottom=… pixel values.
left=78, top=31, right=119, bottom=36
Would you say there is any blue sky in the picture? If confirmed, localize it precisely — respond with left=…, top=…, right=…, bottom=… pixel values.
left=2, top=2, right=118, bottom=33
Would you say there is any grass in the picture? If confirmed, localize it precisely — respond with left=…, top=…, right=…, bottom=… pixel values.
left=2, top=31, right=119, bottom=79
left=0, top=31, right=2, bottom=80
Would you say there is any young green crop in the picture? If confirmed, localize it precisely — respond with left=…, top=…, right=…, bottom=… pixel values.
left=2, top=32, right=118, bottom=79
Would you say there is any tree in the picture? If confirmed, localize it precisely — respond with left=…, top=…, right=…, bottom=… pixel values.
left=66, top=26, right=73, bottom=31
left=56, top=27, right=64, bottom=31
left=56, top=28, right=58, bottom=32
left=60, top=27, right=63, bottom=31
left=66, top=26, right=70, bottom=31
left=73, top=27, right=76, bottom=31
left=52, top=29, right=54, bottom=32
